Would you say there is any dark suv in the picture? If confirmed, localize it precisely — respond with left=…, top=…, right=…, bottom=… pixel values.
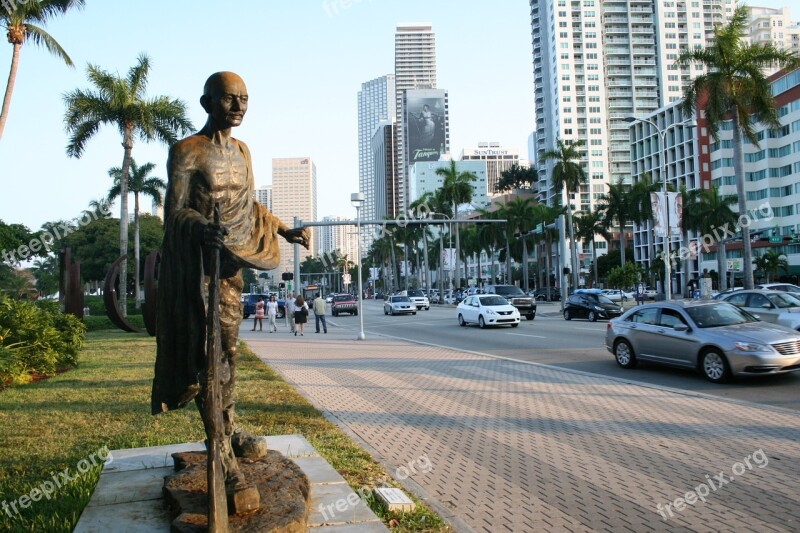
left=563, top=291, right=623, bottom=322
left=483, top=285, right=536, bottom=320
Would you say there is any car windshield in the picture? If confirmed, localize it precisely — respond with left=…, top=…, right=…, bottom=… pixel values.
left=766, top=292, right=800, bottom=308
left=494, top=286, right=525, bottom=296
left=407, top=290, right=424, bottom=297
left=479, top=295, right=508, bottom=306
left=392, top=296, right=411, bottom=303
left=334, top=295, right=351, bottom=302
left=686, top=303, right=757, bottom=328
left=585, top=294, right=615, bottom=305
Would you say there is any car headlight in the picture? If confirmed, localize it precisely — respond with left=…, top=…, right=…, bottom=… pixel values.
left=485, top=309, right=497, bottom=315
left=594, top=306, right=604, bottom=311
left=734, top=342, right=770, bottom=352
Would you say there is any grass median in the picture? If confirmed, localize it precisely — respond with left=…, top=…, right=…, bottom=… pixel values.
left=0, top=330, right=450, bottom=532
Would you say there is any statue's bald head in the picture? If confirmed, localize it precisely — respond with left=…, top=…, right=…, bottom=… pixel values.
left=200, top=71, right=248, bottom=129
left=203, top=71, right=246, bottom=98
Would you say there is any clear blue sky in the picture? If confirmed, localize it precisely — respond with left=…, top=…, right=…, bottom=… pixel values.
left=0, top=0, right=792, bottom=231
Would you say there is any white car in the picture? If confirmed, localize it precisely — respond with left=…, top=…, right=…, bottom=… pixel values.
left=401, top=289, right=431, bottom=310
left=718, top=290, right=800, bottom=330
left=457, top=294, right=520, bottom=328
left=384, top=295, right=417, bottom=316
left=756, top=283, right=800, bottom=295
left=602, top=289, right=633, bottom=302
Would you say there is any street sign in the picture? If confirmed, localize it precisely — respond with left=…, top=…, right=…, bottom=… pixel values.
left=726, top=259, right=743, bottom=272
left=342, top=273, right=351, bottom=286
left=769, top=236, right=782, bottom=243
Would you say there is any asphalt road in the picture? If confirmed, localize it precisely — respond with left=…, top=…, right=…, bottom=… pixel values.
left=328, top=299, right=800, bottom=412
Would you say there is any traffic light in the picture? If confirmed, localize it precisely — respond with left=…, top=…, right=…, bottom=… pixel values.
left=281, top=272, right=294, bottom=281
left=279, top=282, right=285, bottom=289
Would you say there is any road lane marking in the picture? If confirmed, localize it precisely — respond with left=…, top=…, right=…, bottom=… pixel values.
left=506, top=333, right=547, bottom=338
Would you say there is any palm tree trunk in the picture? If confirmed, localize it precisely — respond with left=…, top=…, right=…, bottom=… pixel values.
left=118, top=126, right=133, bottom=317
left=717, top=243, right=727, bottom=291
left=565, top=185, right=579, bottom=289
left=647, top=221, right=656, bottom=289
left=134, top=192, right=141, bottom=310
left=491, top=247, right=497, bottom=286
left=591, top=238, right=598, bottom=287
left=732, top=108, right=753, bottom=289
left=545, top=233, right=552, bottom=300
left=619, top=221, right=626, bottom=265
left=0, top=42, right=22, bottom=142
left=505, top=237, right=511, bottom=284
left=522, top=238, right=529, bottom=292
left=682, top=228, right=692, bottom=297
left=389, top=237, right=398, bottom=292
left=422, top=231, right=430, bottom=294
left=454, top=203, right=461, bottom=289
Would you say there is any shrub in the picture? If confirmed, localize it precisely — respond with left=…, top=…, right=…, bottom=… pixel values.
left=0, top=296, right=86, bottom=386
left=82, top=314, right=146, bottom=332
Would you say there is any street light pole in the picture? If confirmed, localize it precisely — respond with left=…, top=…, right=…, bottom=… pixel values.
left=351, top=193, right=366, bottom=341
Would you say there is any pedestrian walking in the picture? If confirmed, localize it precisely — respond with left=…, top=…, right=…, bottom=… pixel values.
left=266, top=294, right=278, bottom=332
left=313, top=292, right=327, bottom=334
left=293, top=294, right=309, bottom=336
left=285, top=291, right=296, bottom=333
left=251, top=296, right=265, bottom=331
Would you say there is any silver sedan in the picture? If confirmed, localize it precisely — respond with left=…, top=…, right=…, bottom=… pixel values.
left=718, top=289, right=800, bottom=330
left=384, top=295, right=416, bottom=316
left=605, top=301, right=800, bottom=383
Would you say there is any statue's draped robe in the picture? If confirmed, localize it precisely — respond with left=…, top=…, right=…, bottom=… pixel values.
left=151, top=137, right=283, bottom=414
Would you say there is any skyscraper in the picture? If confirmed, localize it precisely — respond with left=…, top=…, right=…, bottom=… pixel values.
left=358, top=75, right=396, bottom=236
left=318, top=215, right=359, bottom=265
left=529, top=0, right=732, bottom=272
left=270, top=157, right=317, bottom=276
left=254, top=185, right=272, bottom=212
left=459, top=143, right=529, bottom=197
left=395, top=22, right=437, bottom=211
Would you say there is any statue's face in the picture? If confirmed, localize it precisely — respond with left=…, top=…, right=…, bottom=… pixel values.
left=204, top=73, right=248, bottom=129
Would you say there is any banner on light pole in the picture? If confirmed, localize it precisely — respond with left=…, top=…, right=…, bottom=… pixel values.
left=651, top=192, right=682, bottom=237
left=442, top=248, right=456, bottom=272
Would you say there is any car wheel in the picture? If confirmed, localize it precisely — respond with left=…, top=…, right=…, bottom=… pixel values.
left=458, top=314, right=466, bottom=327
left=333, top=311, right=338, bottom=317
left=384, top=308, right=388, bottom=315
left=425, top=306, right=430, bottom=311
left=354, top=309, right=358, bottom=316
left=536, top=295, right=545, bottom=301
left=564, top=309, right=571, bottom=320
left=413, top=311, right=417, bottom=315
left=511, top=323, right=519, bottom=328
left=526, top=314, right=534, bottom=321
left=701, top=349, right=731, bottom=383
left=389, top=308, right=394, bottom=316
left=614, top=340, right=637, bottom=368
left=478, top=316, right=486, bottom=329
left=588, top=311, right=597, bottom=322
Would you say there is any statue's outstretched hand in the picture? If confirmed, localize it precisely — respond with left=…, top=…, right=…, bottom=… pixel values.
left=281, top=227, right=311, bottom=249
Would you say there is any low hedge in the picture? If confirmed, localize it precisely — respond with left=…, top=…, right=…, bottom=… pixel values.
left=0, top=297, right=85, bottom=387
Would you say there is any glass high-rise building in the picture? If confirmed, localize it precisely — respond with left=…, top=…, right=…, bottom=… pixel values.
left=270, top=157, right=317, bottom=276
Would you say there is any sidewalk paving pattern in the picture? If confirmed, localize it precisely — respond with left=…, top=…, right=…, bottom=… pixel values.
left=245, top=326, right=800, bottom=533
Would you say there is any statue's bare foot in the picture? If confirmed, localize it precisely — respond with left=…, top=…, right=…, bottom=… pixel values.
left=225, top=470, right=260, bottom=513
left=231, top=427, right=268, bottom=459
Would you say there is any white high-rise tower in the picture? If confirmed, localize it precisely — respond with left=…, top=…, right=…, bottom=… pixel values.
left=395, top=22, right=437, bottom=211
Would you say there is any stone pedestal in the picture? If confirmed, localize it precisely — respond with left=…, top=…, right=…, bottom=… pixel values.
left=164, top=450, right=309, bottom=533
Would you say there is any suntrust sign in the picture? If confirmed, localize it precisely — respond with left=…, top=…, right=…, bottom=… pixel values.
left=470, top=149, right=510, bottom=156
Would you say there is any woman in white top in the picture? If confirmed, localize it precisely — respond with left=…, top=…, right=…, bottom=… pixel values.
left=266, top=294, right=279, bottom=332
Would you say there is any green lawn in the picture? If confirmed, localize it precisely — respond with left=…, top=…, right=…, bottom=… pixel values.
left=0, top=331, right=449, bottom=532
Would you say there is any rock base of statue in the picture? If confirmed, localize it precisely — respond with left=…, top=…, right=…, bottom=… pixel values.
left=164, top=450, right=310, bottom=533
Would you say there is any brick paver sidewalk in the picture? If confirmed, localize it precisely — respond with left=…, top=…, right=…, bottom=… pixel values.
left=244, top=328, right=800, bottom=533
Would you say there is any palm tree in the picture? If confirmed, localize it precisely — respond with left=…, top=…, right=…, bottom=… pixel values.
left=597, top=179, right=631, bottom=265
left=495, top=164, right=537, bottom=194
left=532, top=203, right=563, bottom=298
left=679, top=186, right=702, bottom=296
left=677, top=5, right=800, bottom=290
left=0, top=0, right=84, bottom=141
left=629, top=172, right=661, bottom=284
left=436, top=160, right=477, bottom=289
left=697, top=186, right=738, bottom=291
left=410, top=194, right=435, bottom=292
left=540, top=139, right=587, bottom=290
left=476, top=207, right=504, bottom=286
left=107, top=159, right=166, bottom=310
left=64, top=54, right=193, bottom=315
left=503, top=196, right=537, bottom=292
left=754, top=249, right=788, bottom=283
left=574, top=210, right=611, bottom=287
